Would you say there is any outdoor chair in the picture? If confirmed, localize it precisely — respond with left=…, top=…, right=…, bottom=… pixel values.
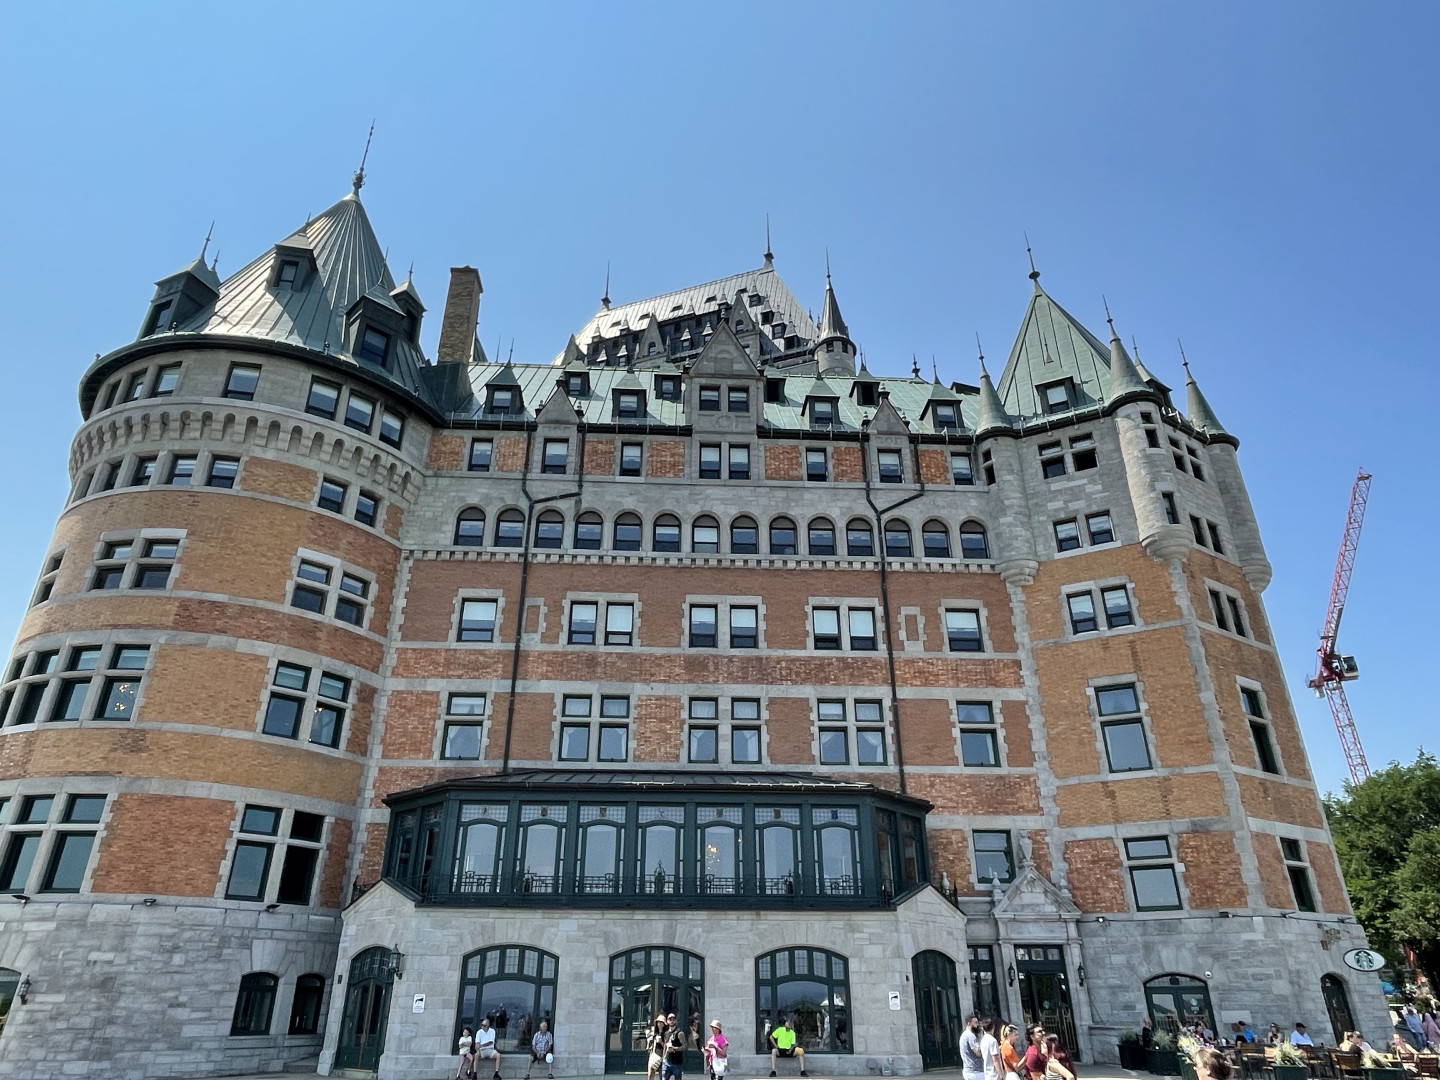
left=1331, top=1050, right=1363, bottom=1080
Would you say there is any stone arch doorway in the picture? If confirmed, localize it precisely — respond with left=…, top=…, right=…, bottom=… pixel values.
left=606, top=947, right=704, bottom=1074
left=1144, top=973, right=1215, bottom=1039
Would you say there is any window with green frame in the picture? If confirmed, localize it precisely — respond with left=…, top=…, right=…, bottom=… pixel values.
left=755, top=947, right=852, bottom=1053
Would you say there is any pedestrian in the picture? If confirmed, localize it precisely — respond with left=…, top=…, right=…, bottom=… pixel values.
left=476, top=1017, right=502, bottom=1080
left=1290, top=1023, right=1313, bottom=1047
left=1021, top=1025, right=1049, bottom=1080
left=1141, top=1018, right=1154, bottom=1049
left=1044, top=1035, right=1075, bottom=1080
left=457, top=1026, right=477, bottom=1080
left=647, top=1017, right=669, bottom=1080
left=980, top=1018, right=1005, bottom=1080
left=1404, top=1007, right=1425, bottom=1050
left=1422, top=1010, right=1440, bottom=1051
left=961, top=1014, right=986, bottom=1080
left=525, top=1018, right=554, bottom=1080
left=664, top=1019, right=688, bottom=1080
left=768, top=1016, right=807, bottom=1077
left=705, top=1019, right=728, bottom=1080
left=1000, top=1024, right=1024, bottom=1080
left=1194, top=1048, right=1232, bottom=1080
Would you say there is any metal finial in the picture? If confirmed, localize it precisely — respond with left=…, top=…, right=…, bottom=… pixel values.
left=407, top=261, right=414, bottom=282
left=507, top=339, right=515, bottom=364
left=825, top=247, right=831, bottom=283
left=352, top=120, right=375, bottom=195
left=211, top=251, right=219, bottom=272
left=932, top=356, right=940, bottom=382
left=1025, top=232, right=1039, bottom=281
left=976, top=332, right=989, bottom=377
left=911, top=354, right=921, bottom=379
left=1178, top=338, right=1192, bottom=377
left=601, top=261, right=611, bottom=309
left=200, top=221, right=214, bottom=261
left=1103, top=295, right=1116, bottom=335
left=764, top=214, right=773, bottom=266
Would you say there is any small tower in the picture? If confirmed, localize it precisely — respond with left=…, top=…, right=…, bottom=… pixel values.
left=812, top=262, right=856, bottom=377
left=974, top=356, right=1040, bottom=585
left=138, top=234, right=221, bottom=338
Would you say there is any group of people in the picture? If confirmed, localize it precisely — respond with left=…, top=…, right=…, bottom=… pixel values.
left=644, top=1013, right=737, bottom=1080
left=454, top=1016, right=553, bottom=1080
left=960, top=1014, right=1080, bottom=1080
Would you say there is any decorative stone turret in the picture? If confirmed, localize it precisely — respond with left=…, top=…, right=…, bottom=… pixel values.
left=812, top=269, right=857, bottom=377
left=974, top=363, right=1038, bottom=585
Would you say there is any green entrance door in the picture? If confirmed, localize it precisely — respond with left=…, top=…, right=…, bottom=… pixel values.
left=1015, top=946, right=1079, bottom=1062
left=606, top=947, right=704, bottom=1073
left=335, top=947, right=395, bottom=1072
left=1322, top=975, right=1355, bottom=1045
left=1144, top=974, right=1215, bottom=1039
left=912, top=950, right=963, bottom=1069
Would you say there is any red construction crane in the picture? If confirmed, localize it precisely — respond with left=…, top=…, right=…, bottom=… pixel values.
left=1307, top=469, right=1373, bottom=784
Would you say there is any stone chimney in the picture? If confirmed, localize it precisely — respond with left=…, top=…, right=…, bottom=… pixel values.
left=436, top=266, right=483, bottom=365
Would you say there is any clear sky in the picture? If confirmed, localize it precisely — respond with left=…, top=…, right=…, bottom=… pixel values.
left=0, top=3, right=1434, bottom=796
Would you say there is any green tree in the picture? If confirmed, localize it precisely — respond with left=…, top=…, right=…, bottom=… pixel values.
left=1324, top=751, right=1440, bottom=984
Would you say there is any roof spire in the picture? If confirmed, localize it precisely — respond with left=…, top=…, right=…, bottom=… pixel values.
left=1100, top=298, right=1149, bottom=401
left=825, top=247, right=831, bottom=283
left=211, top=250, right=219, bottom=273
left=817, top=258, right=850, bottom=343
left=601, top=261, right=611, bottom=310
left=976, top=332, right=987, bottom=378
left=764, top=214, right=774, bottom=268
left=200, top=221, right=214, bottom=262
left=352, top=120, right=375, bottom=196
left=912, top=354, right=921, bottom=378
left=1025, top=231, right=1040, bottom=287
left=1180, top=340, right=1229, bottom=436
left=932, top=356, right=940, bottom=383
left=406, top=261, right=414, bottom=282
left=976, top=339, right=1014, bottom=436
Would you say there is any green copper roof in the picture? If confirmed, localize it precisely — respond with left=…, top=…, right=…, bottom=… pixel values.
left=997, top=282, right=1114, bottom=420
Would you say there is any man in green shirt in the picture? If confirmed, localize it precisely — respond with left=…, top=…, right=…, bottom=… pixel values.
left=769, top=1019, right=807, bottom=1078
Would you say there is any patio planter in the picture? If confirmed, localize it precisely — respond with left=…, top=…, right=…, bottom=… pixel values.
left=1179, top=1058, right=1198, bottom=1080
left=1148, top=1048, right=1182, bottom=1075
left=1272, top=1065, right=1310, bottom=1080
left=1120, top=1044, right=1148, bottom=1070
left=1362, top=1069, right=1405, bottom=1080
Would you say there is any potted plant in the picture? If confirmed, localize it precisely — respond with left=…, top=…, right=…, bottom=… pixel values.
left=1119, top=1030, right=1147, bottom=1071
left=1271, top=1040, right=1310, bottom=1080
left=1147, top=1030, right=1181, bottom=1075
left=1361, top=1049, right=1404, bottom=1080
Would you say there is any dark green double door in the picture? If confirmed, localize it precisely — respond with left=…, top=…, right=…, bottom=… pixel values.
left=335, top=947, right=396, bottom=1072
left=606, top=947, right=705, bottom=1074
left=913, top=950, right=963, bottom=1070
left=1015, top=945, right=1079, bottom=1062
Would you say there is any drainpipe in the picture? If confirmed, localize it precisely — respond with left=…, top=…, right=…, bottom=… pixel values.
left=860, top=427, right=928, bottom=796
left=499, top=422, right=587, bottom=774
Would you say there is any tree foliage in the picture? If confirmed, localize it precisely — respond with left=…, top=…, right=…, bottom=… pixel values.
left=1324, top=751, right=1440, bottom=983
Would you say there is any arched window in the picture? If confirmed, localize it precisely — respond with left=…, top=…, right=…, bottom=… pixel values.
left=884, top=520, right=913, bottom=558
left=495, top=509, right=525, bottom=548
left=455, top=508, right=485, bottom=547
left=815, top=807, right=861, bottom=896
left=517, top=804, right=566, bottom=894
left=606, top=948, right=704, bottom=1073
left=454, top=802, right=508, bottom=895
left=697, top=806, right=742, bottom=894
left=456, top=945, right=559, bottom=1055
left=575, top=511, right=603, bottom=550
left=534, top=510, right=565, bottom=550
left=846, top=519, right=874, bottom=557
left=959, top=521, right=990, bottom=559
left=1143, top=973, right=1215, bottom=1039
left=922, top=520, right=951, bottom=559
left=577, top=805, right=625, bottom=894
left=614, top=512, right=642, bottom=551
left=231, top=971, right=278, bottom=1036
left=653, top=514, right=682, bottom=553
left=693, top=515, right=720, bottom=554
left=808, top=518, right=836, bottom=556
left=731, top=516, right=759, bottom=555
left=288, top=973, right=326, bottom=1035
left=755, top=947, right=851, bottom=1053
left=770, top=517, right=798, bottom=555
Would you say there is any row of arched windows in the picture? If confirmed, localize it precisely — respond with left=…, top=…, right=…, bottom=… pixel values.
left=454, top=508, right=991, bottom=559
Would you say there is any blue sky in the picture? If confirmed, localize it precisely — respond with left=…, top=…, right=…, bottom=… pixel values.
left=0, top=3, right=1434, bottom=795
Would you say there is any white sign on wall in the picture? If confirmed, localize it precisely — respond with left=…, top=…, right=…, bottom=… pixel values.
left=888, top=991, right=902, bottom=1011
left=1342, top=949, right=1385, bottom=972
left=413, top=994, right=427, bottom=1013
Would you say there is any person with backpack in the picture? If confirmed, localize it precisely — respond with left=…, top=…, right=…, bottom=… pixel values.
left=663, top=1018, right=688, bottom=1080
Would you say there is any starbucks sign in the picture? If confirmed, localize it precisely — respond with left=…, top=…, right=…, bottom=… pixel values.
left=1342, top=948, right=1386, bottom=972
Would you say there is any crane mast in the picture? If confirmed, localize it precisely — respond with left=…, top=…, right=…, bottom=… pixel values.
left=1307, top=469, right=1372, bottom=784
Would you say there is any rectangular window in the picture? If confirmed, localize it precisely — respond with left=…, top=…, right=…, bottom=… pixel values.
left=1190, top=515, right=1207, bottom=546
left=0, top=833, right=41, bottom=892
left=289, top=560, right=330, bottom=614
left=334, top=574, right=369, bottom=627
left=812, top=608, right=841, bottom=650
left=207, top=457, right=239, bottom=488
left=615, top=392, right=642, bottom=420
left=688, top=699, right=719, bottom=763
left=729, top=606, right=758, bottom=649
left=1207, top=521, right=1225, bottom=554
left=1086, top=512, right=1114, bottom=545
left=604, top=603, right=634, bottom=646
left=727, top=387, right=749, bottom=413
left=161, top=455, right=196, bottom=487
left=488, top=388, right=514, bottom=415
left=1102, top=586, right=1134, bottom=627
left=855, top=699, right=886, bottom=764
left=224, top=364, right=261, bottom=401
left=1162, top=491, right=1179, bottom=525
left=597, top=724, right=629, bottom=762
left=974, top=830, right=1015, bottom=883
left=619, top=443, right=642, bottom=476
left=226, top=840, right=274, bottom=900
left=699, top=445, right=721, bottom=480
left=542, top=440, right=568, bottom=474
left=944, top=609, right=983, bottom=652
left=459, top=599, right=498, bottom=642
left=1209, top=588, right=1230, bottom=630
left=727, top=444, right=750, bottom=480
left=932, top=403, right=959, bottom=430
left=40, top=831, right=96, bottom=892
left=657, top=376, right=681, bottom=401
left=122, top=370, right=148, bottom=401
left=317, top=478, right=347, bottom=514
left=951, top=452, right=974, bottom=485
left=1250, top=719, right=1280, bottom=774
left=358, top=327, right=390, bottom=367
left=1039, top=442, right=1066, bottom=479
left=129, top=456, right=157, bottom=486
left=443, top=720, right=484, bottom=760
left=379, top=410, right=404, bottom=449
left=699, top=386, right=721, bottom=411
left=817, top=700, right=848, bottom=764
left=568, top=602, right=598, bottom=645
left=731, top=698, right=762, bottom=764
left=152, top=364, right=181, bottom=396
left=957, top=702, right=1000, bottom=767
left=1281, top=838, right=1317, bottom=912
left=1040, top=382, right=1070, bottom=414
left=305, top=380, right=340, bottom=420
left=1067, top=593, right=1098, bottom=634
left=689, top=605, right=717, bottom=648
left=848, top=609, right=877, bottom=650
left=354, top=490, right=378, bottom=527
left=468, top=439, right=493, bottom=472
left=276, top=259, right=300, bottom=286
left=1097, top=683, right=1151, bottom=771
left=344, top=393, right=375, bottom=434
left=877, top=450, right=903, bottom=484
left=1054, top=519, right=1080, bottom=552
left=1126, top=836, right=1182, bottom=910
left=1069, top=434, right=1097, bottom=471
left=805, top=448, right=827, bottom=482
left=1227, top=596, right=1247, bottom=637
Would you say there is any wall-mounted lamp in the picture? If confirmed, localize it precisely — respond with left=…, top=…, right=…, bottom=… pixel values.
left=389, top=945, right=406, bottom=980
left=1077, top=964, right=1086, bottom=987
left=1006, top=964, right=1016, bottom=987
left=1203, top=971, right=1213, bottom=980
left=1095, top=916, right=1107, bottom=924
left=142, top=897, right=157, bottom=907
left=11, top=894, right=29, bottom=905
left=17, top=975, right=31, bottom=1004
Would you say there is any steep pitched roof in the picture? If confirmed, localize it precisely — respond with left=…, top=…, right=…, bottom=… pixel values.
left=817, top=275, right=849, bottom=341
left=1185, top=366, right=1229, bottom=438
left=997, top=283, right=1113, bottom=420
left=174, top=191, right=432, bottom=400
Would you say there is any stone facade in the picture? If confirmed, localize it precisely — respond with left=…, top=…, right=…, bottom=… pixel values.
left=0, top=184, right=1388, bottom=1079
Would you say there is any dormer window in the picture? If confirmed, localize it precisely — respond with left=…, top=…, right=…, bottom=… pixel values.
left=144, top=300, right=174, bottom=336
left=852, top=382, right=879, bottom=408
left=614, top=391, right=644, bottom=420
left=1039, top=380, right=1072, bottom=414
left=358, top=327, right=390, bottom=368
left=932, top=403, right=959, bottom=430
left=566, top=373, right=589, bottom=397
left=655, top=375, right=680, bottom=401
left=809, top=399, right=837, bottom=429
left=488, top=388, right=517, bottom=416
left=276, top=260, right=300, bottom=288
left=765, top=377, right=786, bottom=404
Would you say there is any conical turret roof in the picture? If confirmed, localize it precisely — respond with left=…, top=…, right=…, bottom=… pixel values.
left=1185, top=364, right=1230, bottom=438
left=1106, top=323, right=1151, bottom=402
left=817, top=275, right=850, bottom=342
left=975, top=365, right=1015, bottom=436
